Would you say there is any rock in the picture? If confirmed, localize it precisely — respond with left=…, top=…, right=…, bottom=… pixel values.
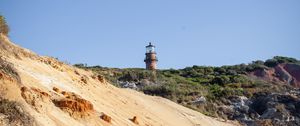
left=74, top=70, right=80, bottom=75
left=131, top=116, right=139, bottom=124
left=255, top=119, right=273, bottom=126
left=261, top=108, right=277, bottom=119
left=248, top=92, right=300, bottom=126
left=21, top=87, right=51, bottom=112
left=97, top=75, right=106, bottom=83
left=0, top=72, right=3, bottom=79
left=81, top=75, right=88, bottom=84
left=100, top=113, right=112, bottom=123
left=61, top=91, right=68, bottom=96
left=192, top=96, right=206, bottom=104
left=53, top=92, right=94, bottom=118
left=216, top=91, right=300, bottom=126
left=230, top=96, right=251, bottom=114
left=40, top=57, right=64, bottom=72
left=53, top=98, right=93, bottom=112
left=52, top=87, right=60, bottom=93
left=119, top=81, right=137, bottom=89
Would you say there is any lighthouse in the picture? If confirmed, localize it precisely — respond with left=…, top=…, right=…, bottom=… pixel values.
left=144, top=42, right=158, bottom=70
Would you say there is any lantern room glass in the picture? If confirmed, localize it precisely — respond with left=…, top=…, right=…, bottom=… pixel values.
left=146, top=46, right=155, bottom=53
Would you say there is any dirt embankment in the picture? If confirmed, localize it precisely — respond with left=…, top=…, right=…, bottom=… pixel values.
left=0, top=34, right=238, bottom=126
left=250, top=63, right=300, bottom=87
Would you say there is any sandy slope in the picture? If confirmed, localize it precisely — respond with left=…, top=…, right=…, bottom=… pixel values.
left=0, top=34, right=237, bottom=126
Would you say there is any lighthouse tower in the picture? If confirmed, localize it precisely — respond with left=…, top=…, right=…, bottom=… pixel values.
left=144, top=42, right=158, bottom=70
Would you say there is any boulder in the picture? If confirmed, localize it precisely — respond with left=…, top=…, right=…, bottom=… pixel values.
left=192, top=96, right=206, bottom=104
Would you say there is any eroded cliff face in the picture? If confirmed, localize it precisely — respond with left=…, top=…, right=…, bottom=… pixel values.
left=250, top=63, right=300, bottom=88
left=0, top=34, right=237, bottom=126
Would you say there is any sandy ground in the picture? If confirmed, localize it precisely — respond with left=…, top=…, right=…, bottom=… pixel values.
left=1, top=34, right=238, bottom=126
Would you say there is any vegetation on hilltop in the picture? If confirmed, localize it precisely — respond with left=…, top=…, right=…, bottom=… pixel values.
left=74, top=56, right=300, bottom=118
left=0, top=15, right=9, bottom=36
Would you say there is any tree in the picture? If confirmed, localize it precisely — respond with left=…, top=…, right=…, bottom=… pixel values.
left=0, top=15, right=9, bottom=36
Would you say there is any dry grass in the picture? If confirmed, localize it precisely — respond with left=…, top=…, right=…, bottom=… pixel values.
left=0, top=98, right=35, bottom=125
left=0, top=57, right=20, bottom=82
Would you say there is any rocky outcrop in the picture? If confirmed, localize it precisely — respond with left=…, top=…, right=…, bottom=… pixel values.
left=216, top=89, right=300, bottom=126
left=283, top=64, right=300, bottom=87
left=21, top=87, right=51, bottom=113
left=39, top=57, right=65, bottom=72
left=119, top=81, right=138, bottom=89
left=250, top=91, right=300, bottom=126
left=118, top=79, right=157, bottom=89
left=250, top=63, right=300, bottom=88
left=52, top=91, right=94, bottom=118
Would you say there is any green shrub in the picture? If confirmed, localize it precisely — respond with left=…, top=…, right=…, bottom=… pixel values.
left=264, top=59, right=279, bottom=67
left=273, top=56, right=298, bottom=64
left=73, top=63, right=87, bottom=68
left=76, top=56, right=300, bottom=120
left=246, top=60, right=267, bottom=71
left=208, top=84, right=225, bottom=99
left=211, top=75, right=230, bottom=86
left=142, top=85, right=173, bottom=97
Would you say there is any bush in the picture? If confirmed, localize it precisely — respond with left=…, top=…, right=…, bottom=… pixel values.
left=208, top=84, right=225, bottom=99
left=246, top=60, right=267, bottom=71
left=142, top=85, right=173, bottom=97
left=263, top=56, right=300, bottom=67
left=0, top=99, right=34, bottom=125
left=0, top=57, right=20, bottom=82
left=118, top=69, right=156, bottom=82
left=208, top=84, right=245, bottom=100
left=211, top=75, right=230, bottom=86
left=73, top=63, right=87, bottom=68
left=0, top=15, right=9, bottom=36
left=273, top=56, right=298, bottom=64
left=264, top=59, right=278, bottom=67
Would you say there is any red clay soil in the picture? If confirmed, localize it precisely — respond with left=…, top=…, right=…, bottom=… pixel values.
left=283, top=63, right=300, bottom=87
left=250, top=63, right=300, bottom=88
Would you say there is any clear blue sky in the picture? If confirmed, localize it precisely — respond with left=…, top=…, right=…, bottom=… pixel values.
left=1, top=1, right=299, bottom=69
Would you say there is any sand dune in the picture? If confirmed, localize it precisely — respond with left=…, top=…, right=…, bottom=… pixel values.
left=0, top=34, right=237, bottom=126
